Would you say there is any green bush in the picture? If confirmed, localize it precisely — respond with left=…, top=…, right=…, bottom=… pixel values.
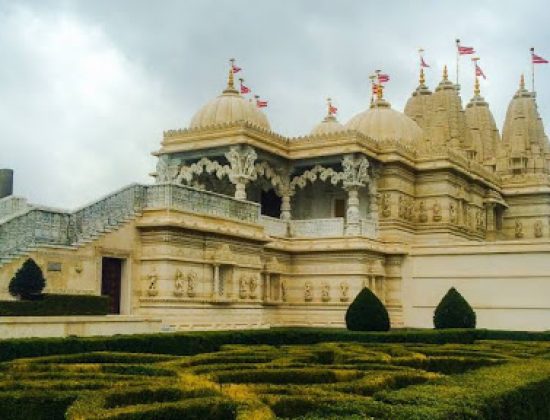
left=345, top=288, right=390, bottom=332
left=9, top=259, right=46, bottom=300
left=433, top=287, right=476, bottom=329
left=0, top=294, right=110, bottom=316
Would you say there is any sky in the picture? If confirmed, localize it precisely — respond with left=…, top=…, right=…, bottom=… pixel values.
left=1, top=0, right=550, bottom=208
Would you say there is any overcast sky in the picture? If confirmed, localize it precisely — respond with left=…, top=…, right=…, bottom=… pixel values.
left=1, top=0, right=549, bottom=208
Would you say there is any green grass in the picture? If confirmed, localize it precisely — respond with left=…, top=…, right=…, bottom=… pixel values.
left=1, top=338, right=550, bottom=419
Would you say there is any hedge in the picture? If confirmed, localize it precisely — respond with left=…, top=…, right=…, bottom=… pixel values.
left=0, top=390, right=78, bottom=420
left=3, top=328, right=550, bottom=364
left=0, top=328, right=478, bottom=363
left=0, top=294, right=110, bottom=316
left=376, top=358, right=550, bottom=419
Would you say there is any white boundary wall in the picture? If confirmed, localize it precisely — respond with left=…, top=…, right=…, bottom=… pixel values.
left=403, top=241, right=550, bottom=331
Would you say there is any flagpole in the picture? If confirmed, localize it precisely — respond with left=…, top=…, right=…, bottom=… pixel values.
left=456, top=39, right=460, bottom=88
left=530, top=47, right=535, bottom=92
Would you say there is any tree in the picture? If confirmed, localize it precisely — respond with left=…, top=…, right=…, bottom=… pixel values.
left=433, top=287, right=476, bottom=329
left=345, top=287, right=390, bottom=331
left=9, top=259, right=46, bottom=300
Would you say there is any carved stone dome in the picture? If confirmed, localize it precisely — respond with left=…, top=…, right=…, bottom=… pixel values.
left=310, top=115, right=344, bottom=135
left=189, top=71, right=270, bottom=130
left=345, top=97, right=423, bottom=143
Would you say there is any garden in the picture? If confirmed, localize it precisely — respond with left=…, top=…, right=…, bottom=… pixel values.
left=1, top=329, right=550, bottom=419
left=2, top=260, right=550, bottom=418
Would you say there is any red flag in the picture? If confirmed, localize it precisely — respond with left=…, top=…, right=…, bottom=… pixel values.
left=532, top=52, right=549, bottom=64
left=240, top=82, right=250, bottom=94
left=256, top=99, right=268, bottom=108
left=420, top=56, right=430, bottom=68
left=378, top=73, right=390, bottom=83
left=232, top=64, right=242, bottom=73
left=329, top=104, right=338, bottom=115
left=475, top=64, right=486, bottom=80
left=458, top=45, right=475, bottom=55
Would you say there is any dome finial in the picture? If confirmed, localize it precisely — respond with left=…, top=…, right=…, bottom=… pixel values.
left=377, top=83, right=384, bottom=100
left=443, top=65, right=449, bottom=81
left=474, top=76, right=480, bottom=96
left=225, top=58, right=237, bottom=92
left=520, top=73, right=525, bottom=90
left=419, top=67, right=425, bottom=86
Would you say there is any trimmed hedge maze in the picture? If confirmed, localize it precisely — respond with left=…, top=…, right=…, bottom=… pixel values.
left=2, top=340, right=550, bottom=419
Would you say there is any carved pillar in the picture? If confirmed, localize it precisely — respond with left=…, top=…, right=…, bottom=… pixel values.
left=264, top=272, right=271, bottom=301
left=369, top=276, right=376, bottom=294
left=342, top=154, right=370, bottom=236
left=234, top=182, right=247, bottom=200
left=368, top=166, right=380, bottom=223
left=280, top=194, right=292, bottom=221
left=225, top=145, right=257, bottom=201
left=212, top=264, right=220, bottom=298
left=345, top=186, right=361, bottom=235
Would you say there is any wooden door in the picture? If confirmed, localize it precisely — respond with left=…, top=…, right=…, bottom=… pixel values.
left=101, top=257, right=122, bottom=314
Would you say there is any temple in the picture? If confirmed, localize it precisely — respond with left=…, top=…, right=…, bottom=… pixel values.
left=2, top=63, right=550, bottom=333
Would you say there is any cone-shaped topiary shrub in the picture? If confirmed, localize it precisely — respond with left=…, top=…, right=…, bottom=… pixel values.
left=9, top=258, right=46, bottom=300
left=345, top=287, right=390, bottom=331
left=433, top=287, right=476, bottom=329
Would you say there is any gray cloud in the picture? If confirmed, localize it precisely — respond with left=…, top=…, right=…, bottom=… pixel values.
left=1, top=0, right=549, bottom=207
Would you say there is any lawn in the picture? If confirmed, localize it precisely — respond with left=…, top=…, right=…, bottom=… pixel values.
left=1, top=330, right=550, bottom=419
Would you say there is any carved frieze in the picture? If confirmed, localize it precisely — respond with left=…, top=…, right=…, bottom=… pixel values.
left=304, top=280, right=313, bottom=302
left=321, top=282, right=330, bottom=302
left=339, top=281, right=349, bottom=302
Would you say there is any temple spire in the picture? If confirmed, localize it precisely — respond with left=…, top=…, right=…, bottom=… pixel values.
left=474, top=76, right=480, bottom=96
left=443, top=65, right=449, bottom=81
left=419, top=67, right=425, bottom=86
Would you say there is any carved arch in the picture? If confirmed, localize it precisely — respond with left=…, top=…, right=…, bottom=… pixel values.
left=175, top=157, right=231, bottom=185
left=289, top=165, right=344, bottom=195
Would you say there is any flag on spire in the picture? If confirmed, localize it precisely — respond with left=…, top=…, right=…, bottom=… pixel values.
left=475, top=64, right=486, bottom=80
left=254, top=95, right=268, bottom=108
left=420, top=56, right=430, bottom=68
left=531, top=48, right=549, bottom=64
left=328, top=99, right=337, bottom=115
left=229, top=58, right=242, bottom=73
left=239, top=79, right=250, bottom=94
left=377, top=73, right=390, bottom=83
left=418, top=48, right=430, bottom=68
left=456, top=39, right=475, bottom=55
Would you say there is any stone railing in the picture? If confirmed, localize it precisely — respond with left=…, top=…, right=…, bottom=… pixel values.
left=146, top=184, right=260, bottom=224
left=260, top=215, right=288, bottom=237
left=70, top=184, right=147, bottom=243
left=260, top=216, right=378, bottom=239
left=0, top=208, right=72, bottom=257
left=290, top=218, right=345, bottom=237
left=0, top=196, right=30, bottom=222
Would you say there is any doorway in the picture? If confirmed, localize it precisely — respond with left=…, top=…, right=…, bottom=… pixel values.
left=101, top=257, right=123, bottom=314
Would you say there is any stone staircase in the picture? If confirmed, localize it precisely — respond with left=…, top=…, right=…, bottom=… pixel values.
left=0, top=183, right=260, bottom=269
left=0, top=184, right=147, bottom=268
